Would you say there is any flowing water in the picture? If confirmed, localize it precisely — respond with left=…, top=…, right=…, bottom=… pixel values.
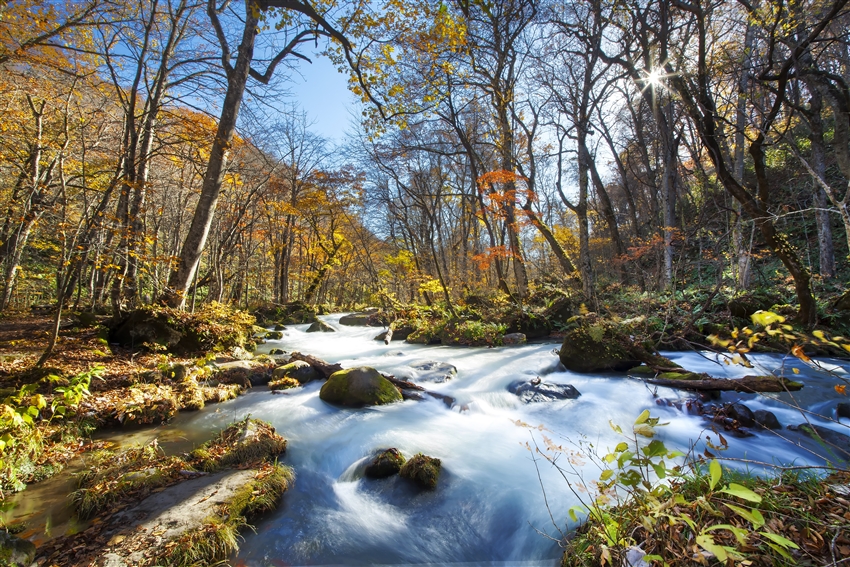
left=7, top=314, right=850, bottom=565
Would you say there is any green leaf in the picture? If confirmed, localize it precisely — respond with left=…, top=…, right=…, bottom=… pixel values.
left=724, top=503, right=765, bottom=529
left=609, top=420, right=622, bottom=434
left=600, top=469, right=614, bottom=481
left=568, top=505, right=585, bottom=523
left=634, top=409, right=650, bottom=425
left=615, top=442, right=629, bottom=452
left=719, top=483, right=762, bottom=503
left=642, top=439, right=668, bottom=458
left=765, top=541, right=793, bottom=560
left=760, top=531, right=799, bottom=549
left=705, top=523, right=749, bottom=545
left=696, top=534, right=728, bottom=562
left=709, top=459, right=721, bottom=491
left=651, top=462, right=667, bottom=479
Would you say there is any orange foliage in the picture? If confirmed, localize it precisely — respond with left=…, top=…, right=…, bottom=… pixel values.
left=470, top=246, right=518, bottom=270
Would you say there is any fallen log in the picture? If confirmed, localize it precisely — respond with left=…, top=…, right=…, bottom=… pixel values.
left=644, top=374, right=803, bottom=393
left=384, top=326, right=393, bottom=345
left=288, top=352, right=343, bottom=379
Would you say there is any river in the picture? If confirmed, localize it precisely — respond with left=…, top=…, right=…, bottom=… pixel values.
left=8, top=314, right=850, bottom=565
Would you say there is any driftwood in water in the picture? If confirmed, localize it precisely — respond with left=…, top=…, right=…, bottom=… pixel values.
left=645, top=375, right=802, bottom=393
left=384, top=327, right=393, bottom=345
left=288, top=352, right=343, bottom=379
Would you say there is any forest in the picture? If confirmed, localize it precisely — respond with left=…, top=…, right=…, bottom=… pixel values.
left=1, top=0, right=850, bottom=566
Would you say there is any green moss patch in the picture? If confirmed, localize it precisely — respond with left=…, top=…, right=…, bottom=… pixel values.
left=189, top=418, right=287, bottom=472
left=319, top=367, right=403, bottom=407
left=364, top=448, right=406, bottom=479
left=399, top=453, right=441, bottom=489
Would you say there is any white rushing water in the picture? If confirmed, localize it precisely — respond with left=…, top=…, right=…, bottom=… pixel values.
left=132, top=313, right=849, bottom=567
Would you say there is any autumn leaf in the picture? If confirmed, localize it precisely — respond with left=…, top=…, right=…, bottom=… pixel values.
left=791, top=345, right=810, bottom=362
left=836, top=385, right=847, bottom=395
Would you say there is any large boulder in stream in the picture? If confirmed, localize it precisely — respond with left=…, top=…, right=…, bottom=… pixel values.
left=320, top=367, right=403, bottom=407
left=407, top=360, right=457, bottom=383
left=272, top=360, right=320, bottom=385
left=339, top=309, right=386, bottom=326
left=557, top=314, right=646, bottom=372
left=306, top=320, right=335, bottom=333
left=509, top=378, right=581, bottom=403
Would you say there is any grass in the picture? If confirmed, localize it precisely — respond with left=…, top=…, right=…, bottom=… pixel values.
left=162, top=463, right=294, bottom=567
left=189, top=418, right=287, bottom=473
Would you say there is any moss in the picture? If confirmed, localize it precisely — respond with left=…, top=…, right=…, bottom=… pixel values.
left=189, top=418, right=287, bottom=472
left=628, top=365, right=656, bottom=374
left=399, top=453, right=441, bottom=489
left=162, top=463, right=294, bottom=567
left=268, top=376, right=300, bottom=390
left=439, top=320, right=506, bottom=346
left=364, top=448, right=406, bottom=479
left=72, top=443, right=185, bottom=519
left=319, top=367, right=403, bottom=407
left=264, top=330, right=283, bottom=340
left=656, top=371, right=702, bottom=380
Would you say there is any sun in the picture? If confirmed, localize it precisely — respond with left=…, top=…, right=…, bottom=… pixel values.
left=645, top=68, right=665, bottom=88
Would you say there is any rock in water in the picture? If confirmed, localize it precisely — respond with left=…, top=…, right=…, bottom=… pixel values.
left=726, top=403, right=756, bottom=427
left=364, top=449, right=406, bottom=479
left=790, top=423, right=850, bottom=460
left=272, top=360, right=320, bottom=384
left=508, top=379, right=581, bottom=403
left=0, top=531, right=36, bottom=567
left=306, top=320, right=335, bottom=333
left=754, top=409, right=782, bottom=430
left=319, top=367, right=403, bottom=407
left=557, top=315, right=642, bottom=372
left=502, top=333, right=527, bottom=345
left=399, top=453, right=441, bottom=489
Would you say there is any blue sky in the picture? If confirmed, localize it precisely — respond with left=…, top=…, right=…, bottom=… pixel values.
left=287, top=52, right=358, bottom=143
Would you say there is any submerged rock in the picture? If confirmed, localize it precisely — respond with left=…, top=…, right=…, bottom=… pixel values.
left=508, top=379, right=581, bottom=403
left=726, top=403, right=756, bottom=427
left=364, top=448, right=406, bottom=479
left=408, top=360, right=457, bottom=383
left=399, top=453, right=441, bottom=489
left=273, top=360, right=320, bottom=384
left=320, top=367, right=403, bottom=407
left=836, top=402, right=850, bottom=421
left=0, top=531, right=36, bottom=567
left=306, top=320, right=335, bottom=333
left=789, top=424, right=850, bottom=460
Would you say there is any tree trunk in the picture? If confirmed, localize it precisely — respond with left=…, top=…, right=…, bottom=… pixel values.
left=163, top=3, right=259, bottom=307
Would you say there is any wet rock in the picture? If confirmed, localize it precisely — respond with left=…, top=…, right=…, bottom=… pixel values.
left=364, top=448, right=406, bottom=479
left=726, top=403, right=756, bottom=427
left=374, top=326, right=415, bottom=342
left=836, top=402, right=850, bottom=421
left=502, top=333, right=527, bottom=345
left=306, top=320, right=335, bottom=333
left=339, top=310, right=384, bottom=326
left=833, top=290, right=850, bottom=311
left=754, top=409, right=782, bottom=430
left=264, top=330, right=283, bottom=340
left=508, top=378, right=581, bottom=403
left=320, top=367, right=403, bottom=407
left=273, top=324, right=287, bottom=331
left=789, top=424, right=850, bottom=459
left=399, top=453, right=441, bottom=489
left=269, top=348, right=285, bottom=355
left=408, top=360, right=457, bottom=383
left=272, top=360, right=320, bottom=385
left=655, top=398, right=705, bottom=415
left=0, top=530, right=36, bottom=567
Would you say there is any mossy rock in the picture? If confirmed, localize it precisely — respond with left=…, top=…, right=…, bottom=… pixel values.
left=272, top=360, right=319, bottom=384
left=0, top=530, right=36, bottom=567
left=264, top=330, right=283, bottom=340
left=339, top=310, right=385, bottom=326
left=364, top=448, right=406, bottom=479
left=306, top=320, right=335, bottom=333
left=399, top=453, right=441, bottom=489
left=319, top=367, right=403, bottom=407
left=558, top=315, right=641, bottom=372
left=628, top=365, right=656, bottom=374
left=274, top=324, right=287, bottom=331
left=269, top=348, right=285, bottom=355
